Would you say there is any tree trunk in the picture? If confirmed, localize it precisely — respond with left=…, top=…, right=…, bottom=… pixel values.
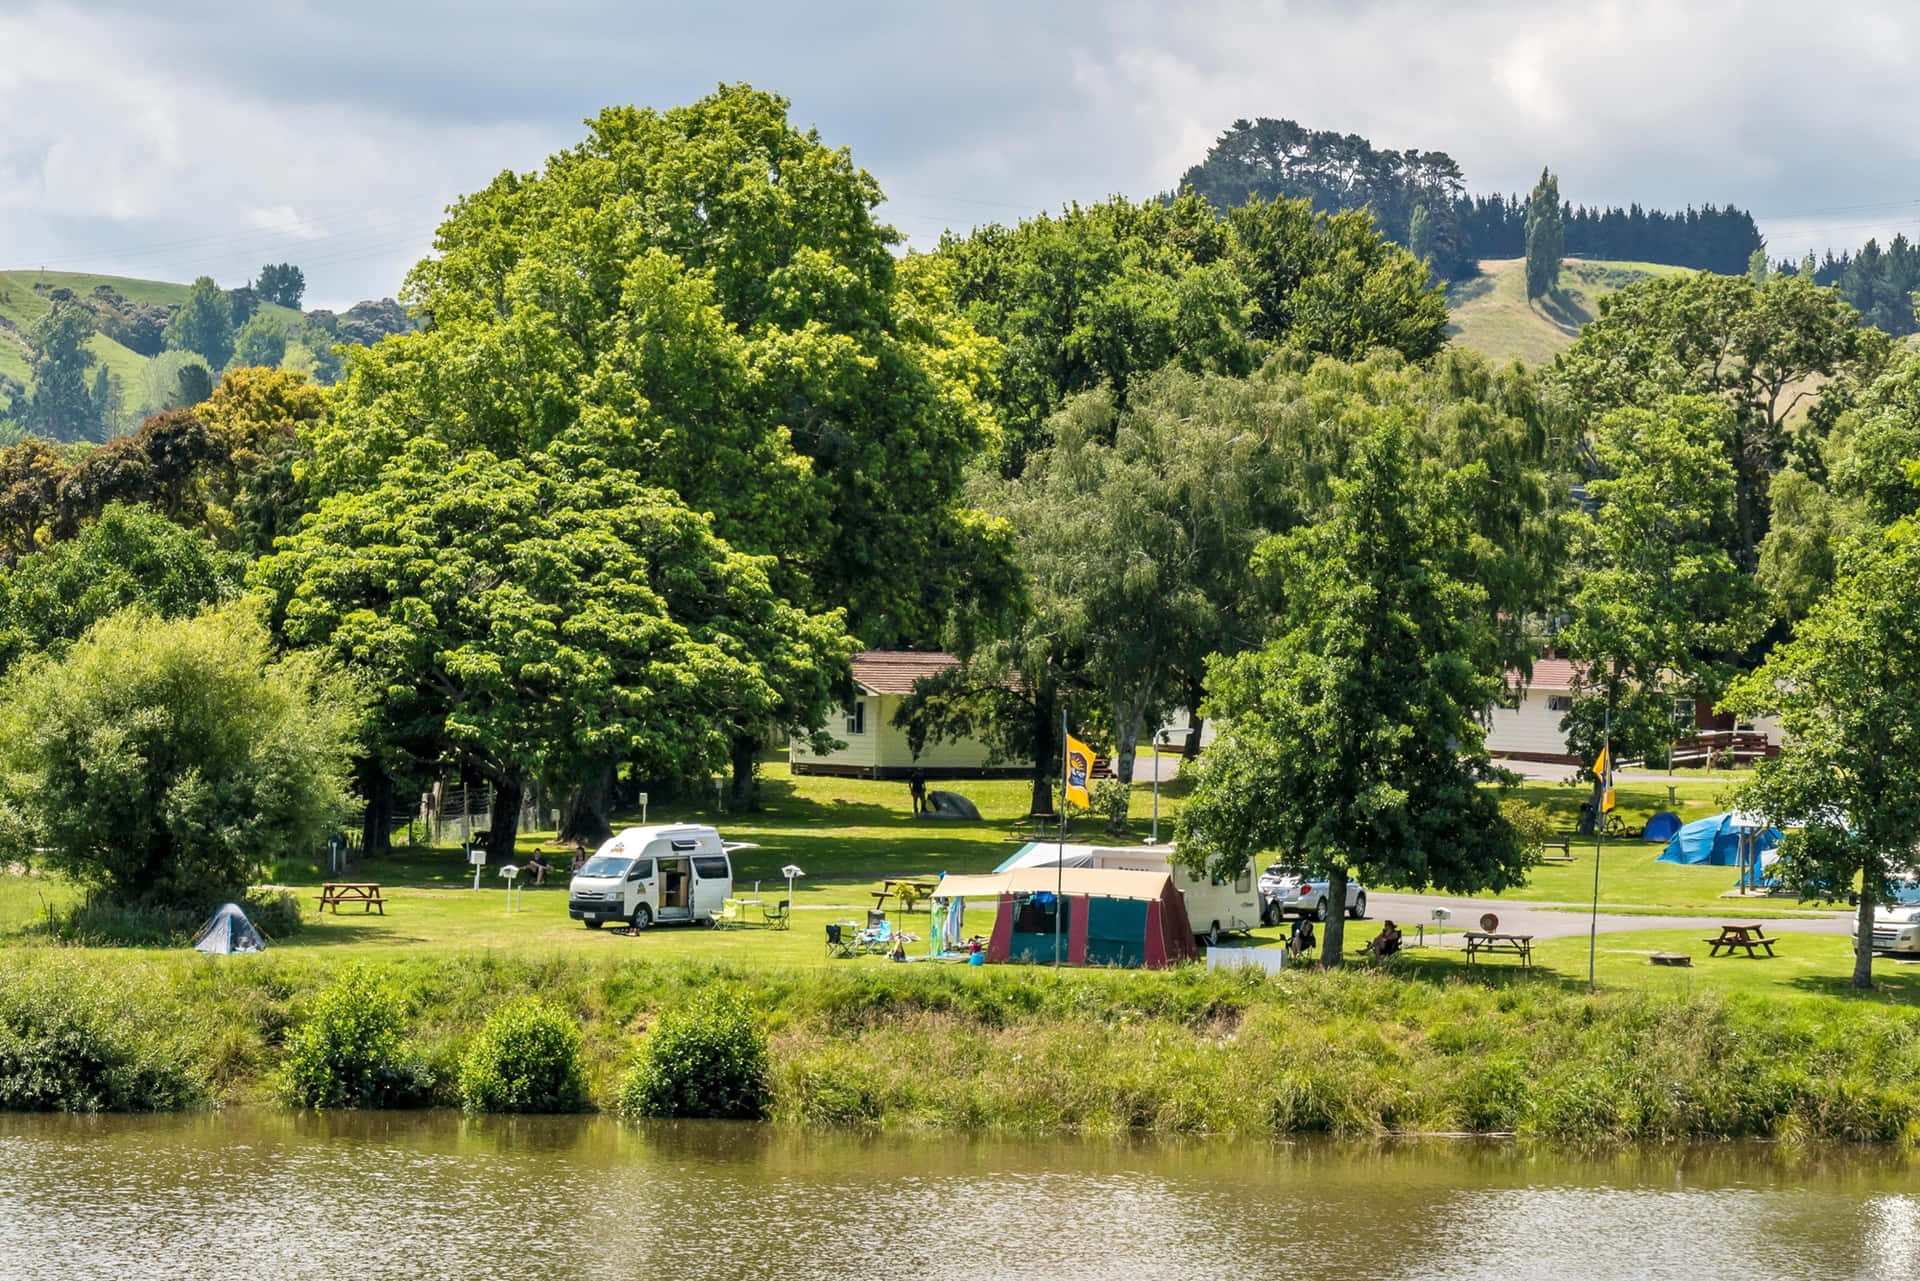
left=358, top=763, right=393, bottom=857
left=1028, top=685, right=1059, bottom=817
left=486, top=775, right=523, bottom=864
left=560, top=764, right=614, bottom=845
left=728, top=733, right=760, bottom=812
left=1182, top=709, right=1204, bottom=761
left=1852, top=857, right=1879, bottom=990
left=1321, top=867, right=1348, bottom=966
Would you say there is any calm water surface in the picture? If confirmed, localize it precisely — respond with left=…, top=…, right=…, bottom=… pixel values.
left=1, top=1111, right=1916, bottom=1279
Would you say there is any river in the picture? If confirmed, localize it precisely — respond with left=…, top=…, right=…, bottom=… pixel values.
left=1, top=1112, right=1916, bottom=1279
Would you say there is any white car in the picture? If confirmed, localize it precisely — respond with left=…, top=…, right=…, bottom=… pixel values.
left=1258, top=863, right=1367, bottom=921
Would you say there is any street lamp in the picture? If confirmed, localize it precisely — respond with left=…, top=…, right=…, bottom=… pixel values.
left=1149, top=728, right=1174, bottom=844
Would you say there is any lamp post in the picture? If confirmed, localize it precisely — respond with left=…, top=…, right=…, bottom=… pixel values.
left=1149, top=729, right=1173, bottom=844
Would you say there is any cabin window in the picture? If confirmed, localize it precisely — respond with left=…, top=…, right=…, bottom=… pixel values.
left=1545, top=695, right=1573, bottom=713
left=845, top=701, right=866, bottom=735
left=692, top=857, right=730, bottom=880
left=1671, top=697, right=1697, bottom=728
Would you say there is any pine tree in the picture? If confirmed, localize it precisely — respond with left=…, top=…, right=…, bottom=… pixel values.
left=1523, top=167, right=1563, bottom=300
left=1747, top=249, right=1769, bottom=284
left=1408, top=204, right=1432, bottom=271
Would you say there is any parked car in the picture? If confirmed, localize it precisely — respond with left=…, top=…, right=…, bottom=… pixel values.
left=1857, top=904, right=1920, bottom=956
left=567, top=824, right=733, bottom=929
left=1259, top=862, right=1366, bottom=921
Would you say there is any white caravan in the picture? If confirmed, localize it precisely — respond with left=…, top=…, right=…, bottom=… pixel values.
left=567, top=825, right=733, bottom=929
left=999, top=842, right=1262, bottom=944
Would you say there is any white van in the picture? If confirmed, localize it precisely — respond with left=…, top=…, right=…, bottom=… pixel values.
left=567, top=825, right=733, bottom=929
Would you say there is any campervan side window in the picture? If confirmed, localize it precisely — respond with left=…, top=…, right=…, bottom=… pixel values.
left=692, top=857, right=730, bottom=880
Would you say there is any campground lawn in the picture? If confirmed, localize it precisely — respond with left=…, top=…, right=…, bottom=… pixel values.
left=0, top=752, right=1892, bottom=1001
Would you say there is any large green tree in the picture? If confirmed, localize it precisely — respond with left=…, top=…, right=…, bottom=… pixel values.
left=254, top=440, right=855, bottom=855
left=1555, top=396, right=1764, bottom=784
left=0, top=602, right=359, bottom=909
left=1175, top=416, right=1532, bottom=964
left=1723, top=515, right=1920, bottom=989
left=1551, top=269, right=1889, bottom=570
left=23, top=298, right=102, bottom=442
left=1524, top=167, right=1563, bottom=300
left=163, top=277, right=236, bottom=372
left=302, top=87, right=1003, bottom=805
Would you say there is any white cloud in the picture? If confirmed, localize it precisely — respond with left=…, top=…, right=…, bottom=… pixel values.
left=4, top=0, right=1920, bottom=302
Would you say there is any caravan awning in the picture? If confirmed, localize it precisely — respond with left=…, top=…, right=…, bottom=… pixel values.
left=932, top=867, right=1174, bottom=902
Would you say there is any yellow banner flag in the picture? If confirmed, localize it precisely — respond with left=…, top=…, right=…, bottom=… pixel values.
left=1064, top=735, right=1094, bottom=809
left=1592, top=745, right=1610, bottom=778
left=1602, top=786, right=1617, bottom=813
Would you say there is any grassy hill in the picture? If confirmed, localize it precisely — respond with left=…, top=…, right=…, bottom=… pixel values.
left=1445, top=257, right=1691, bottom=367
left=0, top=269, right=311, bottom=405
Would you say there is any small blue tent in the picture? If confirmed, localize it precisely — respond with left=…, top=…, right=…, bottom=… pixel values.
left=1658, top=812, right=1781, bottom=867
left=1642, top=811, right=1683, bottom=844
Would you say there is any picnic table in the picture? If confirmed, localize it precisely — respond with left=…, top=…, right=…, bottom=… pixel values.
left=869, top=879, right=937, bottom=913
left=316, top=882, right=385, bottom=914
left=1463, top=931, right=1533, bottom=968
left=1706, top=922, right=1779, bottom=957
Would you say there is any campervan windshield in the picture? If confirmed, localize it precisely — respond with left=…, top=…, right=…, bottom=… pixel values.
left=579, top=854, right=632, bottom=878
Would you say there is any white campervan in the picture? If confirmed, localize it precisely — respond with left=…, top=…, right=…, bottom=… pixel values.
left=567, top=825, right=733, bottom=929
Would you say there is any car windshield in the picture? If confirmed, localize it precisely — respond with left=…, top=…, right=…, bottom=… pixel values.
left=578, top=855, right=631, bottom=878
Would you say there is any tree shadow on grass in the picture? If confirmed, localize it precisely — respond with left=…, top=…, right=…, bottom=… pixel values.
left=1536, top=285, right=1593, bottom=334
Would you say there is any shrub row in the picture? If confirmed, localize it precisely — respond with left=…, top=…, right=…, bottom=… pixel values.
left=6, top=952, right=1920, bottom=1144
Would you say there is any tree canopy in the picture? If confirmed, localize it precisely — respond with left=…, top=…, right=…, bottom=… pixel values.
left=162, top=277, right=236, bottom=373
left=0, top=602, right=359, bottom=909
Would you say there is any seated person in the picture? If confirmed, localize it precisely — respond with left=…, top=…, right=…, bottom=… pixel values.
left=570, top=848, right=587, bottom=873
left=524, top=851, right=553, bottom=886
left=1367, top=920, right=1403, bottom=959
left=1286, top=917, right=1317, bottom=958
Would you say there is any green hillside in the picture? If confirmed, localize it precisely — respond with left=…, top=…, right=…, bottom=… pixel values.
left=0, top=269, right=312, bottom=405
left=1445, top=257, right=1691, bottom=367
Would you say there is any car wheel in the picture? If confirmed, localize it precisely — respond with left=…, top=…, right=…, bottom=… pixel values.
left=584, top=918, right=604, bottom=930
left=630, top=904, right=653, bottom=930
left=1314, top=899, right=1329, bottom=922
left=1350, top=892, right=1367, bottom=921
left=1208, top=921, right=1222, bottom=946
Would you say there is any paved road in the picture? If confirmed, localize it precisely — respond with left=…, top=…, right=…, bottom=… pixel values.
left=1366, top=891, right=1851, bottom=942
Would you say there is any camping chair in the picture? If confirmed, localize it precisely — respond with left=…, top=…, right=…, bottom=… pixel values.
left=826, top=923, right=855, bottom=958
left=857, top=916, right=894, bottom=954
left=715, top=899, right=743, bottom=930
left=761, top=899, right=789, bottom=930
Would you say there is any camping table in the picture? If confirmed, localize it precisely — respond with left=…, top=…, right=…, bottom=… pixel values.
left=316, top=882, right=385, bottom=914
left=1463, top=932, right=1533, bottom=968
left=1706, top=923, right=1779, bottom=957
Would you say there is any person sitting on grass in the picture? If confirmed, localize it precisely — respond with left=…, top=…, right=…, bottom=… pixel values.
left=1366, top=920, right=1403, bottom=960
left=524, top=851, right=553, bottom=886
left=1287, top=917, right=1317, bottom=959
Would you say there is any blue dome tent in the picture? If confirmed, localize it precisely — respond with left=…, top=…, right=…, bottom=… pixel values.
left=1658, top=812, right=1781, bottom=885
left=1641, top=811, right=1682, bottom=844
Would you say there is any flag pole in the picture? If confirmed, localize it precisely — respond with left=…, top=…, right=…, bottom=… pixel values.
left=1588, top=702, right=1610, bottom=990
left=1055, top=709, right=1067, bottom=968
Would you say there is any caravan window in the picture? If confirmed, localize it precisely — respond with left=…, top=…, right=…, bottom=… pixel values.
left=692, top=857, right=730, bottom=880
left=1234, top=868, right=1252, bottom=893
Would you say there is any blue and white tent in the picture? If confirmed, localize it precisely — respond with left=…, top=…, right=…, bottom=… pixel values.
left=1658, top=812, right=1781, bottom=868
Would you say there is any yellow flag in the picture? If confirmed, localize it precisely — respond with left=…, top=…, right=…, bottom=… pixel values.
left=1064, top=735, right=1094, bottom=809
left=1592, top=745, right=1610, bottom=778
left=1602, top=787, right=1617, bottom=813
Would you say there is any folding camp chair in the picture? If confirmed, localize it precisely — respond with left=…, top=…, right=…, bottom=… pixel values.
left=856, top=913, right=894, bottom=954
left=826, top=923, right=855, bottom=958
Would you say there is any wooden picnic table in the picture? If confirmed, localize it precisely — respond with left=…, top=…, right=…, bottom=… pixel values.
left=1706, top=922, right=1779, bottom=957
left=1463, top=931, right=1533, bottom=968
left=316, top=882, right=385, bottom=914
left=870, top=879, right=937, bottom=912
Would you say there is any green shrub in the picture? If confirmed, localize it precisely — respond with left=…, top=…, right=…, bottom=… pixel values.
left=618, top=990, right=769, bottom=1120
left=283, top=966, right=431, bottom=1108
left=244, top=889, right=304, bottom=940
left=460, top=999, right=588, bottom=1113
left=0, top=971, right=203, bottom=1111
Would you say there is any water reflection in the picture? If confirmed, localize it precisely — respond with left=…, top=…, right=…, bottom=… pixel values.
left=0, top=1112, right=1916, bottom=1279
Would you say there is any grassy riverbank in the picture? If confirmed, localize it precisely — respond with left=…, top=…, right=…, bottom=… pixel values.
left=9, top=948, right=1920, bottom=1143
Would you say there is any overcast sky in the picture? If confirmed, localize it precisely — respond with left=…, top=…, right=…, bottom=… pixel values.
left=3, top=0, right=1918, bottom=309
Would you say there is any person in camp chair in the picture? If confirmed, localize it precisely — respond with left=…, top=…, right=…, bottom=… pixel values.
left=1365, top=920, right=1403, bottom=960
left=1286, top=917, right=1317, bottom=960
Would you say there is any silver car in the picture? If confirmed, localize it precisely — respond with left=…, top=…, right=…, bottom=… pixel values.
left=1259, top=862, right=1367, bottom=921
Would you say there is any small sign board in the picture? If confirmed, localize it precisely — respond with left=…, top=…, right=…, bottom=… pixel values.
left=468, top=848, right=487, bottom=866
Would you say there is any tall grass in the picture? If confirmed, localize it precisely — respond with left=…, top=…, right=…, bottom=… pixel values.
left=5, top=949, right=1919, bottom=1143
